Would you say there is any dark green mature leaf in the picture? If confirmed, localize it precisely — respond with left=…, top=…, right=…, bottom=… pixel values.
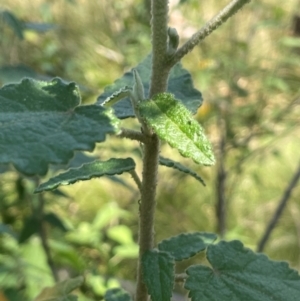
left=158, top=232, right=217, bottom=261
left=34, top=276, right=84, bottom=301
left=139, top=93, right=215, bottom=165
left=44, top=213, right=68, bottom=232
left=185, top=240, right=300, bottom=301
left=0, top=77, right=120, bottom=176
left=159, top=156, right=206, bottom=186
left=104, top=288, right=132, bottom=301
left=97, top=55, right=202, bottom=119
left=0, top=10, right=24, bottom=39
left=142, top=250, right=174, bottom=301
left=35, top=158, right=135, bottom=193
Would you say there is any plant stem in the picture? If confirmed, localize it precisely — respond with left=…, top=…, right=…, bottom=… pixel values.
left=168, top=0, right=252, bottom=66
left=135, top=1, right=170, bottom=300
left=36, top=189, right=59, bottom=282
left=257, top=161, right=300, bottom=252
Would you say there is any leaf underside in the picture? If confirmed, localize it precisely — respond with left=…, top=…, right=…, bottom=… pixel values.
left=35, top=158, right=136, bottom=193
left=159, top=156, right=206, bottom=186
left=185, top=240, right=300, bottom=301
left=158, top=232, right=217, bottom=261
left=142, top=250, right=174, bottom=301
left=139, top=93, right=215, bottom=166
left=0, top=77, right=120, bottom=176
left=97, top=54, right=202, bottom=119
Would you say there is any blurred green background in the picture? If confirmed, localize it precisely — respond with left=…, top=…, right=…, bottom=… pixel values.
left=0, top=0, right=300, bottom=300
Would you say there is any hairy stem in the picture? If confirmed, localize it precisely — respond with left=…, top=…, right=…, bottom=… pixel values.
left=257, top=161, right=300, bottom=252
left=168, top=0, right=252, bottom=66
left=117, top=128, right=147, bottom=144
left=149, top=0, right=170, bottom=96
left=135, top=1, right=169, bottom=300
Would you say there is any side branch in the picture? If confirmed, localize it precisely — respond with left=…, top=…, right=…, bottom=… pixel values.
left=169, top=0, right=252, bottom=66
left=117, top=128, right=147, bottom=144
left=257, top=161, right=300, bottom=252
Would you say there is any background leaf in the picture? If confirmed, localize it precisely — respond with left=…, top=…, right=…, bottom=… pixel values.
left=0, top=78, right=120, bottom=176
left=159, top=156, right=206, bottom=186
left=44, top=213, right=68, bottom=232
left=104, top=288, right=132, bottom=301
left=142, top=250, right=174, bottom=301
left=35, top=158, right=136, bottom=192
left=33, top=276, right=84, bottom=301
left=0, top=10, right=24, bottom=39
left=185, top=240, right=300, bottom=301
left=18, top=215, right=39, bottom=244
left=139, top=93, right=215, bottom=165
left=158, top=232, right=217, bottom=261
left=97, top=55, right=202, bottom=119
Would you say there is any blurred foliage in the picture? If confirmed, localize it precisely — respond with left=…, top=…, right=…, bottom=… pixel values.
left=0, top=0, right=300, bottom=300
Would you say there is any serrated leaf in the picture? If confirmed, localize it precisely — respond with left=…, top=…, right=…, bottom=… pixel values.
left=104, top=288, right=133, bottom=301
left=139, top=93, right=215, bottom=165
left=142, top=250, right=174, bottom=301
left=35, top=158, right=135, bottom=193
left=0, top=77, right=120, bottom=176
left=185, top=240, right=300, bottom=301
left=18, top=215, right=39, bottom=244
left=97, top=54, right=202, bottom=119
left=158, top=232, right=217, bottom=261
left=44, top=212, right=68, bottom=232
left=34, top=276, right=84, bottom=301
left=0, top=10, right=24, bottom=39
left=159, top=156, right=206, bottom=186
left=101, top=86, right=131, bottom=108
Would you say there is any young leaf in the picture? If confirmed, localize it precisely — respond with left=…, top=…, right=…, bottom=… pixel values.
left=97, top=54, right=202, bottom=119
left=139, top=93, right=215, bottom=166
left=159, top=156, right=206, bottom=186
left=104, top=288, right=133, bottom=301
left=0, top=77, right=120, bottom=176
left=185, top=240, right=300, bottom=301
left=35, top=158, right=136, bottom=193
left=142, top=250, right=174, bottom=301
left=158, top=232, right=217, bottom=261
left=33, top=276, right=84, bottom=301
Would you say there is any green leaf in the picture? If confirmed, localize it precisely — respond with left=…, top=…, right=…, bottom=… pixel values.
left=33, top=276, right=84, bottom=301
left=142, top=250, right=174, bottom=301
left=97, top=54, right=202, bottom=119
left=44, top=213, right=68, bottom=232
left=139, top=93, right=215, bottom=165
left=104, top=288, right=132, bottom=301
left=0, top=10, right=24, bottom=39
left=0, top=223, right=17, bottom=239
left=185, top=240, right=300, bottom=301
left=158, top=232, right=217, bottom=261
left=101, top=86, right=132, bottom=108
left=18, top=215, right=39, bottom=244
left=159, top=156, right=206, bottom=186
left=35, top=158, right=135, bottom=193
left=0, top=77, right=120, bottom=176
